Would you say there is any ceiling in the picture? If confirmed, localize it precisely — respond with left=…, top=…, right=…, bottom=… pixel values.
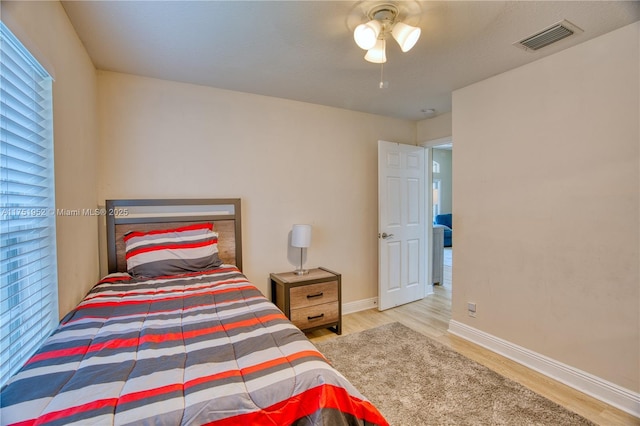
left=61, top=1, right=639, bottom=121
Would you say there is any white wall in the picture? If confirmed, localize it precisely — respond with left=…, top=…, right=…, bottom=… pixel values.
left=2, top=1, right=100, bottom=318
left=452, top=22, right=639, bottom=393
left=97, top=71, right=416, bottom=303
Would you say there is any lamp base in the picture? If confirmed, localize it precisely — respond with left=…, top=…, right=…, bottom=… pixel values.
left=294, top=269, right=309, bottom=276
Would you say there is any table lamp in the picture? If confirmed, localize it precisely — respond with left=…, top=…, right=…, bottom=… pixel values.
left=291, top=224, right=312, bottom=275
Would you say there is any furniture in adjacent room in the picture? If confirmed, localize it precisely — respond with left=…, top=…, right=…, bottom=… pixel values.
left=432, top=225, right=445, bottom=285
left=271, top=267, right=342, bottom=335
left=434, top=213, right=452, bottom=247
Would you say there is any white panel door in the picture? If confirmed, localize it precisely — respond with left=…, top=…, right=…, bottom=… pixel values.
left=378, top=140, right=426, bottom=311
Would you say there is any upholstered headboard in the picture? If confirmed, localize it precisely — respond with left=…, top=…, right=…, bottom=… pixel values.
left=105, top=198, right=242, bottom=274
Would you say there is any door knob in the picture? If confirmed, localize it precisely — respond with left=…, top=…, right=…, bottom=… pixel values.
left=379, top=232, right=395, bottom=239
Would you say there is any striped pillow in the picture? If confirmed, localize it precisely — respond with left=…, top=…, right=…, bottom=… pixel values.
left=124, top=223, right=223, bottom=277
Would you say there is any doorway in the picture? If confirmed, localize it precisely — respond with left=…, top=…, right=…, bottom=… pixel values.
left=423, top=137, right=453, bottom=292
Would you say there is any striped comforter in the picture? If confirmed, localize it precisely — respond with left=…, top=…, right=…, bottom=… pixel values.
left=0, top=267, right=387, bottom=426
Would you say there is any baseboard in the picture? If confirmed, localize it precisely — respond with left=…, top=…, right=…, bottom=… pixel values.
left=448, top=320, right=640, bottom=418
left=342, top=297, right=378, bottom=315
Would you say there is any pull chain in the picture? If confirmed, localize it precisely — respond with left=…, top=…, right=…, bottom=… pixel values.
left=379, top=39, right=388, bottom=89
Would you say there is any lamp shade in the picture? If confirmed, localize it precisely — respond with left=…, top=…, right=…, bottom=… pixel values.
left=364, top=39, right=386, bottom=63
left=291, top=224, right=312, bottom=248
left=354, top=19, right=382, bottom=50
left=392, top=22, right=421, bottom=52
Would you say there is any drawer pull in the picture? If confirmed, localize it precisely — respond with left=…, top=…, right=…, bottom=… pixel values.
left=307, top=313, right=325, bottom=320
left=306, top=292, right=324, bottom=299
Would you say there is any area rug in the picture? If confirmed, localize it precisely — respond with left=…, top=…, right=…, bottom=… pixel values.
left=314, top=322, right=594, bottom=425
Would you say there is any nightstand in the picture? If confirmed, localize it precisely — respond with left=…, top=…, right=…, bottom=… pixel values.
left=270, top=267, right=342, bottom=335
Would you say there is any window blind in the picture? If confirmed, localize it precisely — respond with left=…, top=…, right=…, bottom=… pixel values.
left=0, top=22, right=58, bottom=387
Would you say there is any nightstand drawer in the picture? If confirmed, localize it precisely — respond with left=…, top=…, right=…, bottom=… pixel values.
left=290, top=281, right=338, bottom=308
left=290, top=302, right=339, bottom=330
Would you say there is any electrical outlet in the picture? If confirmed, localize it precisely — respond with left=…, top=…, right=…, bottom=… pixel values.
left=467, top=302, right=477, bottom=318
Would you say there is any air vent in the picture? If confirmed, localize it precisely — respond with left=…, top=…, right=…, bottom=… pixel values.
left=514, top=20, right=583, bottom=52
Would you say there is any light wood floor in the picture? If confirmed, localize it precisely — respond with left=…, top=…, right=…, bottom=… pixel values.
left=307, top=249, right=639, bottom=426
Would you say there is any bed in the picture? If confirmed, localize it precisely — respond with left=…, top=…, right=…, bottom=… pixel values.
left=0, top=199, right=387, bottom=426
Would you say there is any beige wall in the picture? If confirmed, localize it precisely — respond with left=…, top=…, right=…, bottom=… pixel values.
left=417, top=111, right=452, bottom=142
left=97, top=71, right=416, bottom=302
left=2, top=1, right=100, bottom=318
left=452, top=22, right=639, bottom=392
